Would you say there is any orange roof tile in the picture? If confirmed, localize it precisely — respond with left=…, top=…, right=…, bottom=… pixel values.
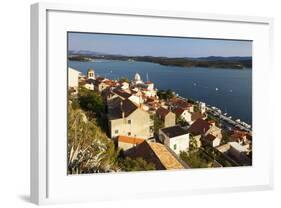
left=118, top=135, right=145, bottom=145
left=147, top=142, right=184, bottom=170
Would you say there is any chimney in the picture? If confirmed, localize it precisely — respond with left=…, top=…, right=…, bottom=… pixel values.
left=120, top=101, right=125, bottom=119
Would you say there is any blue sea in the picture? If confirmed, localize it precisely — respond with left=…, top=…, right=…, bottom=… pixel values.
left=68, top=60, right=252, bottom=125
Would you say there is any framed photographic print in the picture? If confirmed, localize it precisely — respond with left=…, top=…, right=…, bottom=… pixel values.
left=30, top=2, right=274, bottom=205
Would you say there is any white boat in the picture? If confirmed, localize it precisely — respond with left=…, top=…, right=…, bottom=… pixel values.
left=215, top=88, right=219, bottom=91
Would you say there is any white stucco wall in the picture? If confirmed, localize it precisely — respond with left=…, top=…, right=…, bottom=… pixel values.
left=159, top=130, right=189, bottom=155
left=181, top=110, right=192, bottom=123
left=212, top=137, right=221, bottom=147
left=84, top=83, right=94, bottom=90
left=68, top=67, right=81, bottom=88
left=168, top=134, right=189, bottom=155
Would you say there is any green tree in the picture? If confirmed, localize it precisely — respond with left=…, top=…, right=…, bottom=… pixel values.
left=176, top=116, right=187, bottom=126
left=189, top=136, right=198, bottom=152
left=78, top=88, right=105, bottom=116
left=119, top=77, right=130, bottom=83
left=118, top=157, right=156, bottom=171
left=221, top=130, right=230, bottom=144
left=180, top=151, right=209, bottom=168
left=153, top=115, right=164, bottom=135
left=157, top=89, right=174, bottom=100
left=166, top=89, right=174, bottom=99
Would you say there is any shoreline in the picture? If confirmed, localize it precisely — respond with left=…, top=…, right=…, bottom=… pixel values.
left=68, top=56, right=252, bottom=70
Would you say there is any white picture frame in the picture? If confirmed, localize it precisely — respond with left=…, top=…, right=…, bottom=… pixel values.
left=30, top=2, right=274, bottom=205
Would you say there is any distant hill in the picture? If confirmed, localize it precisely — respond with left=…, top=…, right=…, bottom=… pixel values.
left=68, top=50, right=107, bottom=56
left=192, top=56, right=252, bottom=61
left=68, top=50, right=252, bottom=69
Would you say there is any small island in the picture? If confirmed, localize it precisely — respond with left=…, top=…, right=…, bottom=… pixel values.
left=68, top=53, right=252, bottom=69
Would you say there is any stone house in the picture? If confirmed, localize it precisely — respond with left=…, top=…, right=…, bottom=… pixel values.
left=188, top=118, right=222, bottom=147
left=173, top=107, right=192, bottom=124
left=156, top=107, right=176, bottom=127
left=108, top=99, right=154, bottom=139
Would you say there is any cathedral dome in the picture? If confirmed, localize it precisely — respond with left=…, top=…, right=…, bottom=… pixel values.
left=134, top=73, right=141, bottom=81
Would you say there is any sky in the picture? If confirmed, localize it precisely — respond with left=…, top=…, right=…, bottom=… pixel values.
left=68, top=32, right=252, bottom=58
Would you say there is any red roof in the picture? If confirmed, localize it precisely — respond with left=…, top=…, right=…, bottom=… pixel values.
left=188, top=118, right=210, bottom=135
left=205, top=134, right=216, bottom=141
left=169, top=97, right=192, bottom=109
left=191, top=112, right=204, bottom=121
left=156, top=107, right=171, bottom=119
left=208, top=120, right=216, bottom=124
left=126, top=141, right=184, bottom=170
left=173, top=107, right=186, bottom=116
left=118, top=135, right=145, bottom=144
left=230, top=130, right=248, bottom=141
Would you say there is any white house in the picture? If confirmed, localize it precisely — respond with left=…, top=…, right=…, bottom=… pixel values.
left=128, top=94, right=144, bottom=105
left=68, top=67, right=81, bottom=93
left=159, top=125, right=189, bottom=155
left=83, top=79, right=95, bottom=90
left=120, top=81, right=129, bottom=90
left=145, top=82, right=154, bottom=91
left=199, top=102, right=206, bottom=114
left=173, top=107, right=192, bottom=123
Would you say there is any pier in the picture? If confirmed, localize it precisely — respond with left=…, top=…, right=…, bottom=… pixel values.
left=176, top=95, right=252, bottom=133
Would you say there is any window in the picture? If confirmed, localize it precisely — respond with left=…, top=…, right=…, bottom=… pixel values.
left=128, top=120, right=131, bottom=124
left=173, top=144, right=177, bottom=150
left=115, top=130, right=119, bottom=134
left=128, top=132, right=131, bottom=136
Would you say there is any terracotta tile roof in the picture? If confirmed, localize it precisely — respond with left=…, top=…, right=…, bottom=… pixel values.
left=96, top=77, right=106, bottom=81
left=126, top=141, right=184, bottom=170
left=188, top=118, right=210, bottom=135
left=118, top=135, right=145, bottom=144
left=191, top=112, right=204, bottom=121
left=230, top=131, right=247, bottom=141
left=108, top=99, right=138, bottom=119
left=147, top=142, right=184, bottom=170
left=112, top=89, right=131, bottom=99
left=156, top=107, right=170, bottom=119
left=205, top=133, right=216, bottom=141
left=146, top=97, right=156, bottom=102
left=173, top=107, right=186, bottom=116
left=169, top=97, right=192, bottom=109
left=208, top=120, right=216, bottom=124
left=103, top=79, right=117, bottom=86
